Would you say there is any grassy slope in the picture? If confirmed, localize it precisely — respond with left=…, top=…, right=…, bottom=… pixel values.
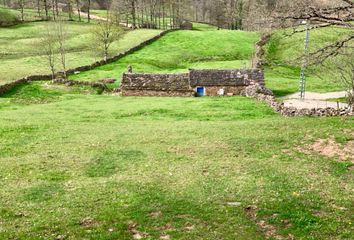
left=0, top=83, right=353, bottom=239
left=69, top=25, right=259, bottom=85
left=0, top=21, right=162, bottom=84
left=264, top=26, right=353, bottom=96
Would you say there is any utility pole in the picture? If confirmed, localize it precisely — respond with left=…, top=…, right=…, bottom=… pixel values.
left=299, top=20, right=310, bottom=99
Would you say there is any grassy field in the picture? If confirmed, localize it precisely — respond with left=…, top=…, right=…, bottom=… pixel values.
left=264, top=26, right=353, bottom=96
left=0, top=82, right=353, bottom=239
left=1, top=14, right=353, bottom=240
left=0, top=21, right=162, bottom=85
left=70, top=26, right=259, bottom=86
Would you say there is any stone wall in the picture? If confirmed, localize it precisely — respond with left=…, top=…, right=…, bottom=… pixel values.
left=0, top=78, right=28, bottom=96
left=121, top=90, right=194, bottom=97
left=245, top=85, right=353, bottom=117
left=120, top=73, right=194, bottom=96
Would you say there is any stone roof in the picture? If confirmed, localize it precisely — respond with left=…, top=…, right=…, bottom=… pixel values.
left=189, top=69, right=264, bottom=87
left=121, top=73, right=191, bottom=92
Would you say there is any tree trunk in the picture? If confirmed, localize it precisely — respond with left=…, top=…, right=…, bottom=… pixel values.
left=18, top=0, right=24, bottom=21
left=68, top=0, right=73, bottom=20
left=55, top=0, right=59, bottom=17
left=37, top=0, right=41, bottom=17
left=162, top=2, right=165, bottom=29
left=51, top=0, right=56, bottom=20
left=131, top=0, right=136, bottom=29
left=76, top=0, right=81, bottom=21
left=87, top=0, right=91, bottom=23
left=44, top=0, right=49, bottom=20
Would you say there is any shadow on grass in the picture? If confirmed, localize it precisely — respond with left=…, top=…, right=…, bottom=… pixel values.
left=90, top=183, right=263, bottom=240
left=272, top=89, right=296, bottom=98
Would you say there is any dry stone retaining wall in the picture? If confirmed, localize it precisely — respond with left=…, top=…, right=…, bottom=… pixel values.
left=245, top=85, right=353, bottom=117
left=53, top=79, right=109, bottom=91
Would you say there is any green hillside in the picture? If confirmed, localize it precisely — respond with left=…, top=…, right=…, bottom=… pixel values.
left=70, top=26, right=259, bottom=85
left=264, top=26, right=353, bottom=96
left=0, top=21, right=162, bottom=84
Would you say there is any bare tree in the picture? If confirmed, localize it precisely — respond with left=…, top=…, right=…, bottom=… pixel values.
left=51, top=0, right=56, bottom=20
left=91, top=19, right=125, bottom=61
left=67, top=0, right=73, bottom=20
left=87, top=0, right=90, bottom=22
left=54, top=15, right=68, bottom=78
left=338, top=56, right=354, bottom=108
left=43, top=0, right=49, bottom=20
left=275, top=0, right=353, bottom=61
left=75, top=0, right=81, bottom=21
left=18, top=0, right=24, bottom=21
left=36, top=0, right=41, bottom=17
left=131, top=0, right=136, bottom=29
left=40, top=23, right=58, bottom=80
left=313, top=51, right=352, bottom=110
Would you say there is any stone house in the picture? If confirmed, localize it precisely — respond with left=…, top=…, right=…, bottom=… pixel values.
left=180, top=21, right=193, bottom=30
left=120, top=69, right=264, bottom=97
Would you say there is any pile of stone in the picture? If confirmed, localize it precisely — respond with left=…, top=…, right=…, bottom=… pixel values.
left=252, top=33, right=271, bottom=69
left=53, top=79, right=109, bottom=92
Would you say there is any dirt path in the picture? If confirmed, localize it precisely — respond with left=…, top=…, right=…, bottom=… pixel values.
left=284, top=91, right=347, bottom=100
left=282, top=91, right=349, bottom=109
left=76, top=11, right=107, bottom=21
left=73, top=9, right=132, bottom=28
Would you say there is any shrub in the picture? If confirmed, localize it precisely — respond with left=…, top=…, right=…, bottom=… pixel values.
left=0, top=7, right=19, bottom=27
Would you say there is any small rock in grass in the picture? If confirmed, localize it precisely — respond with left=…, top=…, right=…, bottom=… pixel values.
left=133, top=233, right=143, bottom=239
left=226, top=202, right=242, bottom=206
left=184, top=225, right=195, bottom=232
left=149, top=211, right=162, bottom=219
left=160, top=234, right=170, bottom=240
left=14, top=212, right=25, bottom=217
left=79, top=217, right=96, bottom=227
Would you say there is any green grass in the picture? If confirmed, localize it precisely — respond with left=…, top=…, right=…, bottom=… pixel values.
left=0, top=21, right=162, bottom=84
left=0, top=81, right=101, bottom=105
left=264, top=26, right=353, bottom=95
left=70, top=29, right=259, bottom=86
left=0, top=83, right=353, bottom=239
left=326, top=97, right=348, bottom=104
